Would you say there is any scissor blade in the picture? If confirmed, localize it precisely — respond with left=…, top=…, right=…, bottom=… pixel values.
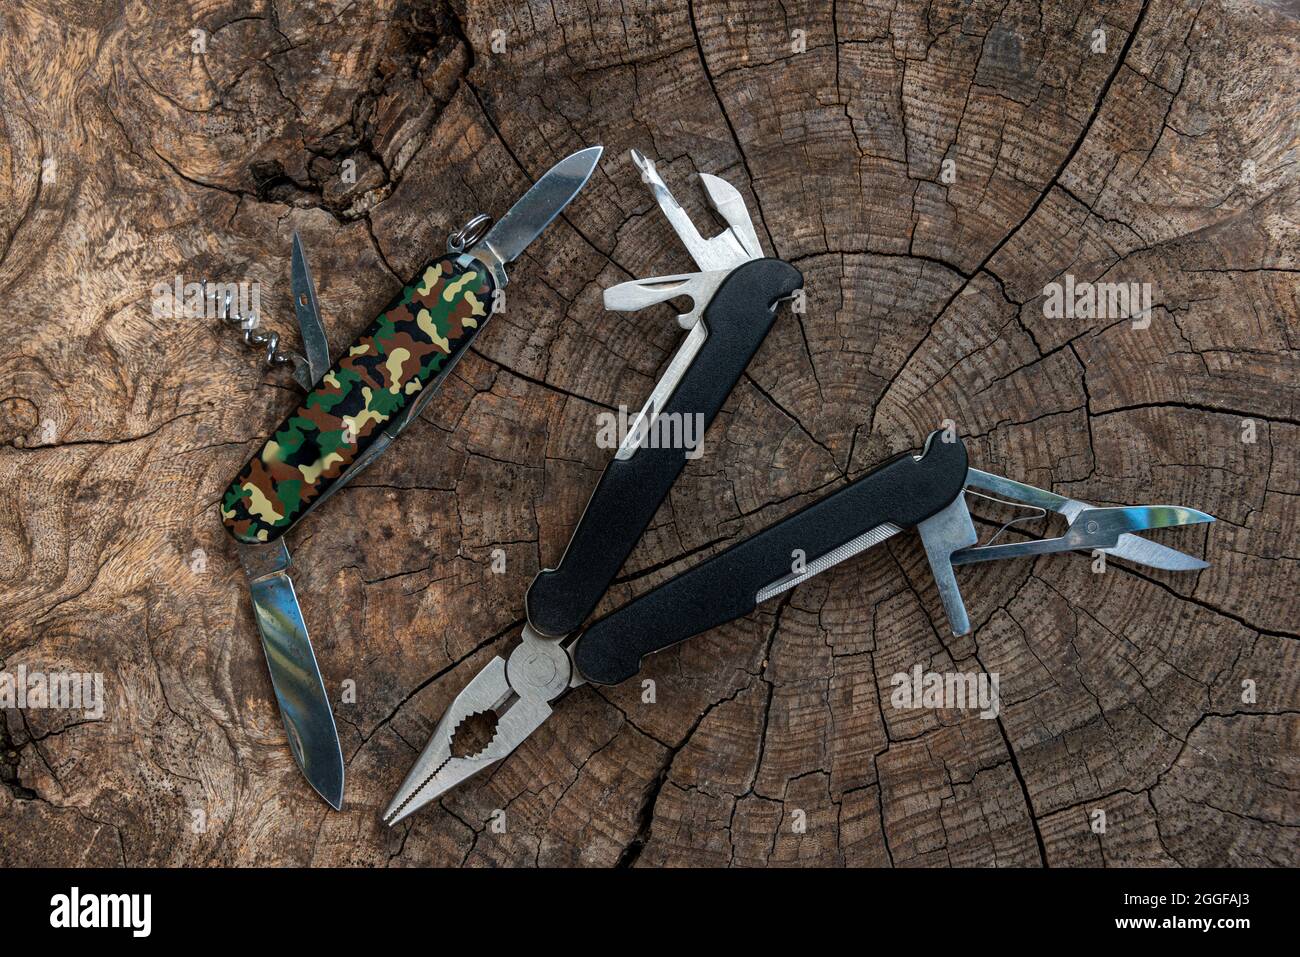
left=480, top=146, right=603, bottom=265
left=1077, top=505, right=1215, bottom=545
left=290, top=232, right=330, bottom=388
left=965, top=469, right=1209, bottom=571
left=241, top=542, right=345, bottom=809
left=952, top=504, right=1214, bottom=565
left=1106, top=532, right=1209, bottom=571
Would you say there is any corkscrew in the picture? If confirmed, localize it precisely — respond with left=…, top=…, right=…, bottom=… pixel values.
left=204, top=232, right=331, bottom=391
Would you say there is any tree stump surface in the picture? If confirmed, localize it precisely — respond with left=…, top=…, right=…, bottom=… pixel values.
left=1, top=0, right=1296, bottom=867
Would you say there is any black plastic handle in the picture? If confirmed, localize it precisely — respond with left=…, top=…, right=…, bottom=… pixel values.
left=573, top=433, right=969, bottom=685
left=526, top=257, right=804, bottom=637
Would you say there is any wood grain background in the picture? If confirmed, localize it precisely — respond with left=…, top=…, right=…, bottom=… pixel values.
left=0, top=0, right=1296, bottom=866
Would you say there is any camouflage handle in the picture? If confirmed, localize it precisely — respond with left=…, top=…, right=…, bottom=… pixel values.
left=221, top=255, right=495, bottom=544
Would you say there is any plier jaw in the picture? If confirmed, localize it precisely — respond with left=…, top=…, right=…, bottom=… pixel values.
left=382, top=627, right=580, bottom=826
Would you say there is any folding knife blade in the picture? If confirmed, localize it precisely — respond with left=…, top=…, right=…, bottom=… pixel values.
left=240, top=540, right=344, bottom=809
left=290, top=232, right=330, bottom=388
left=475, top=146, right=603, bottom=269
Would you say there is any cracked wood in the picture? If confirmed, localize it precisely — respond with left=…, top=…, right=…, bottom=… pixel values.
left=0, top=0, right=1297, bottom=867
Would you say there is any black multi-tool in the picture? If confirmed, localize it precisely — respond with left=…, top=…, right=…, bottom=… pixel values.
left=382, top=153, right=1214, bottom=824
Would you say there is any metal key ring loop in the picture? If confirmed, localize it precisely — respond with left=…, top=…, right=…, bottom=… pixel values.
left=448, top=213, right=492, bottom=254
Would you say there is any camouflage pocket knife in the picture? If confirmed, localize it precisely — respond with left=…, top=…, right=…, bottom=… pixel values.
left=217, top=146, right=603, bottom=808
